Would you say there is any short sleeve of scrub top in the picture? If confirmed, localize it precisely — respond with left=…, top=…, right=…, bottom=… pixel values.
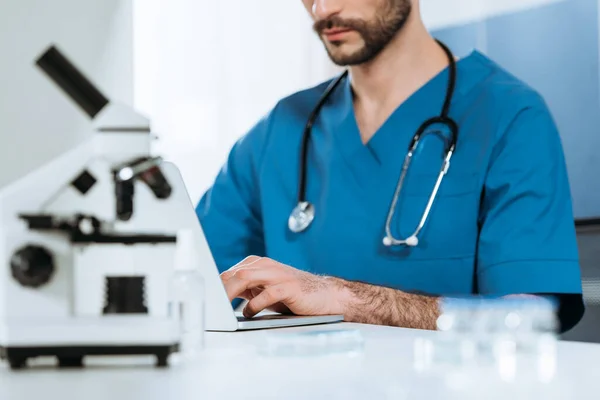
left=477, top=102, right=584, bottom=331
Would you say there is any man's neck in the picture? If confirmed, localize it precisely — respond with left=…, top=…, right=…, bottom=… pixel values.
left=349, top=18, right=450, bottom=144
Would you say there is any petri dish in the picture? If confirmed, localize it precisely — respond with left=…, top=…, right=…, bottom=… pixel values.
left=258, top=328, right=365, bottom=358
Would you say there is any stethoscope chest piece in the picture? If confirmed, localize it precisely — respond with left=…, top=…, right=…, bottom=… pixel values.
left=288, top=201, right=315, bottom=233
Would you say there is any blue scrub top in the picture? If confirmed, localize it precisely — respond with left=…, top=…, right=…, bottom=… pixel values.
left=197, top=50, right=584, bottom=329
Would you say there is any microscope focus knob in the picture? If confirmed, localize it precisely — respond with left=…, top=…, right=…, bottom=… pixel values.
left=10, top=245, right=55, bottom=288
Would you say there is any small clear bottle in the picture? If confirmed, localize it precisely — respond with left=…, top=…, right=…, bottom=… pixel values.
left=439, top=298, right=478, bottom=366
left=170, top=229, right=205, bottom=361
left=490, top=297, right=559, bottom=384
left=414, top=298, right=477, bottom=373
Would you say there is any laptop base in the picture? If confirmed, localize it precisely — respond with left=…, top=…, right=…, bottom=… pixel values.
left=234, top=314, right=344, bottom=331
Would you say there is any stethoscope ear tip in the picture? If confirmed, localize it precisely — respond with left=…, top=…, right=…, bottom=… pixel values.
left=382, top=235, right=419, bottom=247
left=406, top=236, right=419, bottom=247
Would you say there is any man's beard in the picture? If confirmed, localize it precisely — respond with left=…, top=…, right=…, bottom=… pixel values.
left=313, top=0, right=412, bottom=66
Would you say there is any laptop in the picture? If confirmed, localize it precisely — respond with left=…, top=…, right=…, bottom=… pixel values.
left=144, top=162, right=344, bottom=332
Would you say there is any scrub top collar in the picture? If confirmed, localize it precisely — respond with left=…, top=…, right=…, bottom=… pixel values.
left=321, top=49, right=494, bottom=170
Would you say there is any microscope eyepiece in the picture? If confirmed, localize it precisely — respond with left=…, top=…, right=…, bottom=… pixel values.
left=36, top=45, right=109, bottom=119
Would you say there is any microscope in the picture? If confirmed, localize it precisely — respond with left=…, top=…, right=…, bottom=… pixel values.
left=0, top=46, right=185, bottom=369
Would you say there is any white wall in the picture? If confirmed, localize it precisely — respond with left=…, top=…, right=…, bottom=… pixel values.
left=133, top=0, right=338, bottom=203
left=421, top=0, right=566, bottom=30
left=0, top=0, right=134, bottom=188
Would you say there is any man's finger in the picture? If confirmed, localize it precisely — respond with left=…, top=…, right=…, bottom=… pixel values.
left=223, top=268, right=278, bottom=302
left=243, top=284, right=289, bottom=318
left=236, top=289, right=254, bottom=301
left=221, top=265, right=259, bottom=284
left=236, top=255, right=262, bottom=267
left=221, top=256, right=264, bottom=281
left=250, top=286, right=264, bottom=298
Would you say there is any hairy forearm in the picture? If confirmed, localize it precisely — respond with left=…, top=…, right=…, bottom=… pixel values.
left=331, top=278, right=440, bottom=330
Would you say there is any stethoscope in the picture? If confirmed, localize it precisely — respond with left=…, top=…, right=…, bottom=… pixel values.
left=288, top=40, right=458, bottom=248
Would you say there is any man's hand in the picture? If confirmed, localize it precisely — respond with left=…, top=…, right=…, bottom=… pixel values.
left=221, top=256, right=441, bottom=329
left=220, top=256, right=344, bottom=318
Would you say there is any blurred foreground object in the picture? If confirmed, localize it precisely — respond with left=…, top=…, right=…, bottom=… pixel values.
left=0, top=45, right=204, bottom=370
left=258, top=329, right=365, bottom=358
left=414, top=296, right=562, bottom=399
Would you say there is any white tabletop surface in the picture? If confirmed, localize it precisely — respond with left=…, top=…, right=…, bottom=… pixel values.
left=1, top=322, right=599, bottom=400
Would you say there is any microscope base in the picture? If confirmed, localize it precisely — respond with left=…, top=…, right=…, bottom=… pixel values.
left=0, top=344, right=180, bottom=370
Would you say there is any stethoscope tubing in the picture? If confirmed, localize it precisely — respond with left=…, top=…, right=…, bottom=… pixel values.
left=290, top=39, right=459, bottom=247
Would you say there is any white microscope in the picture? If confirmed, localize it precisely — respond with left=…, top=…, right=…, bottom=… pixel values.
left=0, top=45, right=188, bottom=369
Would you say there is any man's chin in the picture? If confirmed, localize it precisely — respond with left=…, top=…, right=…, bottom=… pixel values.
left=327, top=50, right=372, bottom=67
left=325, top=41, right=370, bottom=67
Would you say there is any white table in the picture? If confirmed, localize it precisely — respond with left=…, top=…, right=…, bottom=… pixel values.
left=0, top=322, right=599, bottom=400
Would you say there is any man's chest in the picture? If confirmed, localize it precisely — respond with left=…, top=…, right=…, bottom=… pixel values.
left=256, top=106, right=500, bottom=294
